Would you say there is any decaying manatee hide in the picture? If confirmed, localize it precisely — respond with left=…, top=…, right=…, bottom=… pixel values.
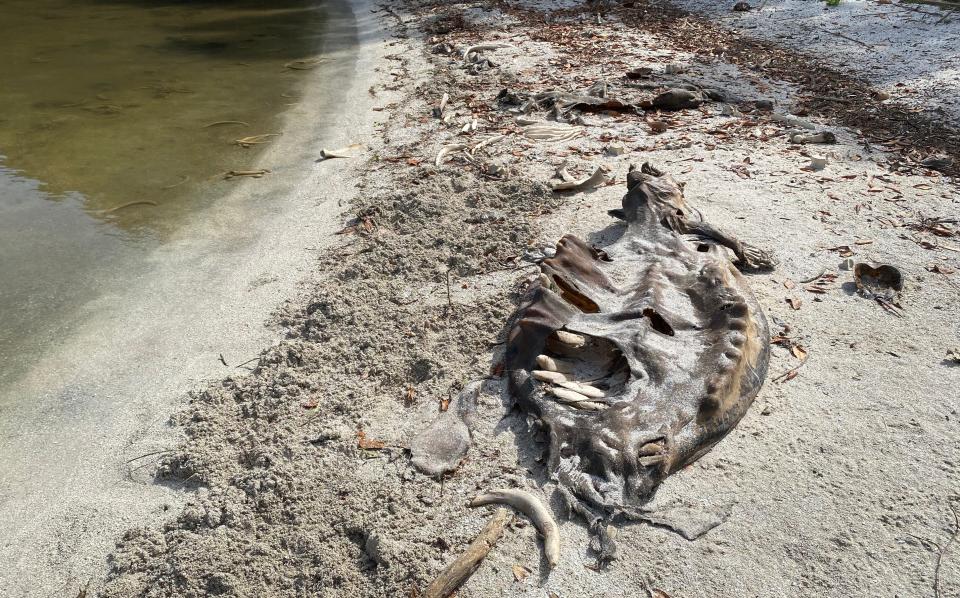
left=505, top=163, right=774, bottom=524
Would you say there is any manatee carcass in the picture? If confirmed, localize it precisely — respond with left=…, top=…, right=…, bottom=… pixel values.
left=504, top=163, right=774, bottom=527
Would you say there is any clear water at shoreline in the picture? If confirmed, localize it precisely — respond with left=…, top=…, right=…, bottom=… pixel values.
left=0, top=0, right=327, bottom=395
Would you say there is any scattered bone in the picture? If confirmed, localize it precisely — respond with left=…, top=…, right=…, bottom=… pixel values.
left=555, top=162, right=576, bottom=183
left=557, top=380, right=605, bottom=398
left=234, top=133, right=280, bottom=148
left=789, top=131, right=836, bottom=144
left=469, top=134, right=504, bottom=155
left=435, top=144, right=468, bottom=167
left=423, top=508, right=510, bottom=598
left=605, top=145, right=627, bottom=156
left=772, top=113, right=816, bottom=130
left=318, top=143, right=365, bottom=160
left=532, top=370, right=568, bottom=384
left=462, top=42, right=514, bottom=64
left=806, top=155, right=828, bottom=171
left=551, top=166, right=610, bottom=192
left=469, top=489, right=560, bottom=568
left=460, top=118, right=478, bottom=134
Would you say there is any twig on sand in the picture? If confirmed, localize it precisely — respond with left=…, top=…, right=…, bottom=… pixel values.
left=935, top=500, right=960, bottom=598
left=823, top=29, right=875, bottom=49
left=124, top=450, right=173, bottom=464
left=423, top=508, right=510, bottom=598
left=445, top=268, right=453, bottom=314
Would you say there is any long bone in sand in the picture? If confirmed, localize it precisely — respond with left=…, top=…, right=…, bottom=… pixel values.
left=475, top=163, right=774, bottom=564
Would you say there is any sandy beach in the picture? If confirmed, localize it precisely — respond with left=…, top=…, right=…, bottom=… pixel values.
left=6, top=0, right=959, bottom=596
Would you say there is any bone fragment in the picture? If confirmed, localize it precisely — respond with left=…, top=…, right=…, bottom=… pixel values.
left=536, top=354, right=575, bottom=373
left=439, top=93, right=449, bottom=114
left=555, top=161, right=575, bottom=183
left=557, top=380, right=605, bottom=398
left=551, top=166, right=610, bottom=192
left=548, top=386, right=591, bottom=404
left=469, top=134, right=504, bottom=155
left=318, top=143, right=365, bottom=160
left=771, top=113, right=816, bottom=130
left=423, top=508, right=511, bottom=598
left=532, top=370, right=568, bottom=384
left=462, top=42, right=514, bottom=64
left=807, top=155, right=828, bottom=171
left=789, top=131, right=836, bottom=144
left=469, top=489, right=560, bottom=568
left=554, top=330, right=586, bottom=348
left=435, top=144, right=468, bottom=166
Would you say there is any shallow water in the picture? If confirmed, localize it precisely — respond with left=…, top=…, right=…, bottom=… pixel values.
left=0, top=0, right=327, bottom=392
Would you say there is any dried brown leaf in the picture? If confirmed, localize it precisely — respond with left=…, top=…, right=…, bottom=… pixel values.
left=511, top=565, right=530, bottom=582
left=357, top=430, right=385, bottom=450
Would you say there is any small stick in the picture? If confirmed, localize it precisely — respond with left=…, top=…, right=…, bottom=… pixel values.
left=446, top=269, right=453, bottom=313
left=935, top=501, right=959, bottom=598
left=160, top=175, right=188, bottom=190
left=798, top=268, right=827, bottom=283
left=203, top=120, right=248, bottom=128
left=423, top=508, right=510, bottom=598
left=99, top=201, right=158, bottom=214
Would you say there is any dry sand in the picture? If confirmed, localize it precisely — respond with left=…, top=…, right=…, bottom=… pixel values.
left=53, top=0, right=960, bottom=596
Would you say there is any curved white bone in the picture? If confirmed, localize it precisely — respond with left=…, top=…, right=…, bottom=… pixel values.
left=469, top=488, right=560, bottom=568
left=462, top=42, right=514, bottom=64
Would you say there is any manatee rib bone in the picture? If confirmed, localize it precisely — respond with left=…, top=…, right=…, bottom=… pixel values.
left=557, top=380, right=604, bottom=398
left=533, top=370, right=568, bottom=384
left=469, top=488, right=560, bottom=568
left=536, top=354, right=575, bottom=373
